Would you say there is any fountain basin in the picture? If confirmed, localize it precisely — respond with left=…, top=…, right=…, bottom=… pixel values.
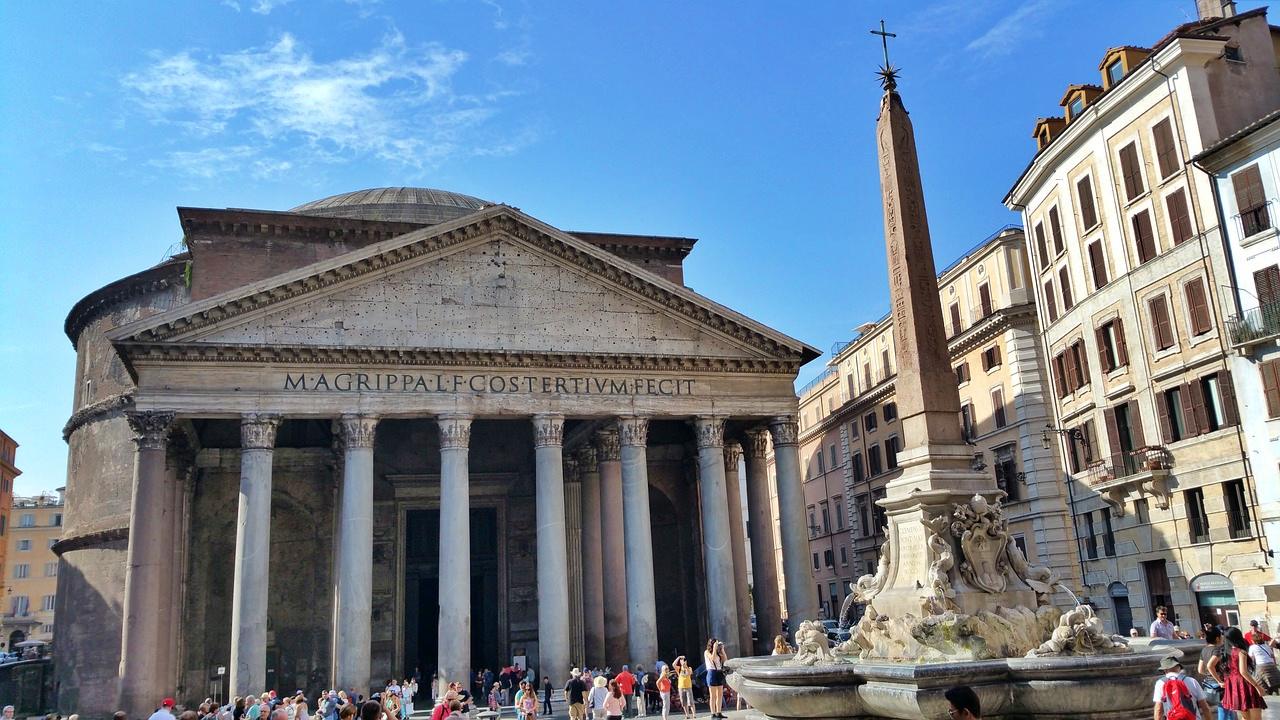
left=728, top=648, right=1178, bottom=720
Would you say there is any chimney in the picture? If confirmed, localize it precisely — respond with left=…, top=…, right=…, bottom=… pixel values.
left=1196, top=0, right=1237, bottom=19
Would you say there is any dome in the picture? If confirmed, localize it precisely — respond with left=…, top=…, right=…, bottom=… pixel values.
left=290, top=186, right=492, bottom=225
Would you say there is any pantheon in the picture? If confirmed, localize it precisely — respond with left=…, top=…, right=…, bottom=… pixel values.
left=57, top=187, right=820, bottom=715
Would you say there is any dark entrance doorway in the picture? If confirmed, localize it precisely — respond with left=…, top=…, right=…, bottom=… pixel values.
left=404, top=508, right=501, bottom=679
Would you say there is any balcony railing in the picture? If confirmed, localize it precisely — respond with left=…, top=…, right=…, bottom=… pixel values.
left=1227, top=302, right=1280, bottom=347
left=1239, top=201, right=1273, bottom=238
left=1085, top=446, right=1172, bottom=484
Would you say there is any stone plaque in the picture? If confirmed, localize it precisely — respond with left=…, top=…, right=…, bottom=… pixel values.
left=893, top=522, right=927, bottom=588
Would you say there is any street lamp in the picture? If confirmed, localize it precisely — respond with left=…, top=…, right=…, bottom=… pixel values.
left=1042, top=424, right=1089, bottom=454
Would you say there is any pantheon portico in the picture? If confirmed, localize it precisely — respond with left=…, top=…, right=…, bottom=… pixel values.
left=56, top=188, right=821, bottom=716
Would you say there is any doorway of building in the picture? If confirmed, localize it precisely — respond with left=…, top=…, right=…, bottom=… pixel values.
left=1192, top=573, right=1239, bottom=628
left=1108, top=582, right=1133, bottom=635
left=404, top=508, right=501, bottom=679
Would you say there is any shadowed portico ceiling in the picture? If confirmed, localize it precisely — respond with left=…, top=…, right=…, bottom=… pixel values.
left=107, top=205, right=819, bottom=375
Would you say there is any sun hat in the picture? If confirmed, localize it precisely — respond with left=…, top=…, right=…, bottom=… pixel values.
left=1158, top=656, right=1182, bottom=672
left=593, top=676, right=607, bottom=688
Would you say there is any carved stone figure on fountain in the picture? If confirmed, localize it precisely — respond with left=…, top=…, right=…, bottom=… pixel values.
left=1027, top=604, right=1130, bottom=657
left=788, top=620, right=836, bottom=666
left=921, top=513, right=957, bottom=615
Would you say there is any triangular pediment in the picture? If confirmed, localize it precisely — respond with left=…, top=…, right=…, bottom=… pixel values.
left=109, top=206, right=818, bottom=369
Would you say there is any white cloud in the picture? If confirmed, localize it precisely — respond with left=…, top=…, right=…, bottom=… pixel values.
left=122, top=31, right=517, bottom=171
left=965, top=0, right=1055, bottom=59
left=495, top=47, right=530, bottom=66
left=251, top=0, right=293, bottom=13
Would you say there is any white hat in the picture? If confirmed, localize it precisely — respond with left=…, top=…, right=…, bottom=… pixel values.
left=571, top=668, right=581, bottom=677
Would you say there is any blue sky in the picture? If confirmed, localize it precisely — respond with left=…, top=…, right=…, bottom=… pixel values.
left=0, top=0, right=1261, bottom=495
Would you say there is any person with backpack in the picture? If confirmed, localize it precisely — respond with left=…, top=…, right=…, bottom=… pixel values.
left=1152, top=656, right=1213, bottom=720
left=1248, top=632, right=1280, bottom=694
left=1221, top=626, right=1269, bottom=719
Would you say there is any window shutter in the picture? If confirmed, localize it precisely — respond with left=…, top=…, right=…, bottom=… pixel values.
left=1166, top=190, right=1193, bottom=245
left=1035, top=223, right=1049, bottom=269
left=1115, top=319, right=1129, bottom=366
left=1152, top=119, right=1178, bottom=179
left=1044, top=280, right=1058, bottom=321
left=1149, top=296, right=1173, bottom=350
left=1067, top=347, right=1081, bottom=390
left=1088, top=241, right=1108, bottom=288
left=1060, top=267, right=1074, bottom=310
left=1219, top=369, right=1240, bottom=426
left=1104, top=407, right=1121, bottom=459
left=1185, top=380, right=1207, bottom=437
left=1053, top=354, right=1069, bottom=398
left=1128, top=400, right=1146, bottom=449
left=1120, top=143, right=1144, bottom=200
left=950, top=302, right=963, bottom=336
left=1133, top=211, right=1157, bottom=263
left=1184, top=278, right=1211, bottom=336
left=1156, top=389, right=1172, bottom=444
left=1233, top=164, right=1267, bottom=212
left=1078, top=176, right=1098, bottom=229
left=1083, top=419, right=1096, bottom=463
left=1254, top=265, right=1280, bottom=307
left=993, top=344, right=1002, bottom=367
left=1075, top=341, right=1090, bottom=385
left=1096, top=326, right=1112, bottom=372
left=980, top=284, right=993, bottom=317
left=1049, top=207, right=1065, bottom=255
left=1261, top=361, right=1280, bottom=418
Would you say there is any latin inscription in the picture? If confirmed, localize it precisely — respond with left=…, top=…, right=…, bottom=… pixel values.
left=893, top=522, right=927, bottom=588
left=283, top=372, right=696, bottom=396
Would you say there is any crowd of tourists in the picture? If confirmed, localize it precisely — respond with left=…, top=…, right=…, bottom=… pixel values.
left=1149, top=614, right=1280, bottom=720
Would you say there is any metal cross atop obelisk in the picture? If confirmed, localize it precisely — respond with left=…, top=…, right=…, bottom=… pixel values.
left=870, top=19, right=899, bottom=90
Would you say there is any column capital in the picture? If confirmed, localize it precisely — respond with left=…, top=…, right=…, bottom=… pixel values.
left=743, top=428, right=771, bottom=458
left=576, top=445, right=598, bottom=469
left=437, top=414, right=473, bottom=450
left=594, top=429, right=621, bottom=461
left=617, top=416, right=649, bottom=447
left=125, top=410, right=176, bottom=450
left=532, top=414, right=565, bottom=448
left=338, top=414, right=379, bottom=449
left=723, top=443, right=743, bottom=472
left=692, top=416, right=726, bottom=449
left=768, top=416, right=800, bottom=448
left=240, top=413, right=282, bottom=450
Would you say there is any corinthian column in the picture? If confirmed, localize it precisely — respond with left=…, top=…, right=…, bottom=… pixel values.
left=595, top=428, right=630, bottom=666
left=577, top=446, right=606, bottom=667
left=723, top=442, right=752, bottom=655
left=117, top=410, right=176, bottom=716
left=619, top=416, right=658, bottom=667
left=334, top=414, right=378, bottom=692
left=769, top=416, right=820, bottom=624
left=742, top=429, right=782, bottom=654
left=437, top=414, right=473, bottom=691
left=563, top=456, right=586, bottom=665
left=230, top=413, right=281, bottom=697
left=694, top=416, right=741, bottom=657
left=533, top=414, right=571, bottom=684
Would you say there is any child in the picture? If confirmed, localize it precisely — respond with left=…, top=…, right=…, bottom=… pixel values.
left=489, top=683, right=502, bottom=712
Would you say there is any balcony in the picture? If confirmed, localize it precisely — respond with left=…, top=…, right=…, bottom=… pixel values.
left=1084, top=446, right=1172, bottom=517
left=1227, top=302, right=1280, bottom=349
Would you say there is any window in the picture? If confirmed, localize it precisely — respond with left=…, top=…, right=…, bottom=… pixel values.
left=1044, top=279, right=1058, bottom=322
left=1106, top=59, right=1124, bottom=86
left=979, top=283, right=993, bottom=318
left=14, top=564, right=29, bottom=579
left=1119, top=142, right=1145, bottom=201
left=1053, top=352, right=1070, bottom=398
left=961, top=402, right=976, bottom=441
left=10, top=596, right=29, bottom=616
left=1149, top=295, right=1175, bottom=350
left=1097, top=319, right=1129, bottom=372
left=43, top=562, right=57, bottom=577
left=1261, top=360, right=1280, bottom=418
left=1068, top=420, right=1095, bottom=473
left=52, top=514, right=61, bottom=527
left=849, top=419, right=859, bottom=439
left=993, top=444, right=1018, bottom=501
left=1077, top=176, right=1099, bottom=229
left=1057, top=340, right=1090, bottom=395
left=1224, top=479, right=1252, bottom=539
left=16, top=539, right=30, bottom=551
left=883, top=402, right=897, bottom=422
left=808, top=506, right=817, bottom=535
left=857, top=494, right=871, bottom=537
left=1068, top=96, right=1084, bottom=119
left=852, top=452, right=865, bottom=482
left=881, top=349, right=892, bottom=380
left=829, top=445, right=838, bottom=470
left=1152, top=119, right=1178, bottom=179
left=41, top=595, right=55, bottom=612
left=1166, top=190, right=1193, bottom=245
left=1059, top=266, right=1074, bottom=310
left=812, top=552, right=819, bottom=570
left=992, top=387, right=1007, bottom=428
left=1233, top=164, right=1271, bottom=236
left=1136, top=498, right=1151, bottom=524
left=819, top=501, right=830, bottom=533
left=19, top=514, right=34, bottom=528
left=1132, top=210, right=1157, bottom=263
left=839, top=546, right=848, bottom=565
left=1186, top=488, right=1210, bottom=544
left=981, top=344, right=1002, bottom=372
left=1224, top=44, right=1244, bottom=62
left=823, top=549, right=834, bottom=568
left=1201, top=371, right=1238, bottom=430
left=955, top=362, right=971, bottom=385
left=834, top=496, right=845, bottom=530
left=1083, top=511, right=1099, bottom=559
left=1184, top=277, right=1212, bottom=336
left=1012, top=535, right=1029, bottom=560
left=1103, top=512, right=1117, bottom=557
left=1088, top=240, right=1108, bottom=289
left=868, top=445, right=883, bottom=475
left=950, top=302, right=963, bottom=336
left=1048, top=207, right=1065, bottom=255
left=1034, top=223, right=1050, bottom=270
left=863, top=362, right=872, bottom=390
left=1160, top=386, right=1187, bottom=442
left=864, top=412, right=878, bottom=433
left=885, top=436, right=900, bottom=470
left=1254, top=265, right=1280, bottom=308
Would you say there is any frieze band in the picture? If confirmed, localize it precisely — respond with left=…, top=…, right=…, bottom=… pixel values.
left=283, top=371, right=696, bottom=396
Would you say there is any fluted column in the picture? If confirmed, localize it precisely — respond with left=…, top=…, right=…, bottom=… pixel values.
left=596, top=428, right=630, bottom=666
left=564, top=456, right=586, bottom=666
left=577, top=446, right=606, bottom=667
left=230, top=413, right=281, bottom=697
left=723, top=442, right=752, bottom=655
left=619, top=416, right=658, bottom=667
left=743, top=429, right=782, bottom=655
left=533, top=414, right=571, bottom=684
left=694, top=416, right=741, bottom=657
left=437, top=414, right=473, bottom=690
left=117, top=410, right=176, bottom=716
left=334, top=414, right=378, bottom=692
left=770, top=416, right=820, bottom=624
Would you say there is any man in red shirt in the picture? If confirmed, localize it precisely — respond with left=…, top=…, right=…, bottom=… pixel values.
left=1248, top=619, right=1272, bottom=645
left=615, top=665, right=636, bottom=717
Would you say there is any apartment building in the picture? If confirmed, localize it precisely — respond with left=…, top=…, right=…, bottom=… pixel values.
left=787, top=228, right=1079, bottom=620
left=0, top=490, right=65, bottom=649
left=0, top=431, right=18, bottom=601
left=1003, top=4, right=1280, bottom=634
